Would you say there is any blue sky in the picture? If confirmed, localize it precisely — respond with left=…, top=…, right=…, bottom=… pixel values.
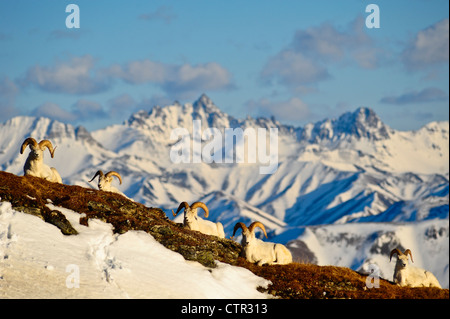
left=0, top=0, right=448, bottom=131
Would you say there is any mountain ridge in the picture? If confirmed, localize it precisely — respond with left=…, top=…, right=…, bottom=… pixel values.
left=1, top=94, right=448, bottom=224
left=1, top=171, right=447, bottom=298
left=1, top=94, right=448, bottom=287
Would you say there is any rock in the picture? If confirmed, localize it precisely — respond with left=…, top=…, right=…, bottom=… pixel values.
left=44, top=210, right=78, bottom=235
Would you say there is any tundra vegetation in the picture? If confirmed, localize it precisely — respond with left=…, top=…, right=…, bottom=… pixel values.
left=0, top=171, right=447, bottom=299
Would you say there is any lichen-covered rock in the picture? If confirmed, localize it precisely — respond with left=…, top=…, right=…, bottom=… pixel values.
left=44, top=210, right=78, bottom=235
left=2, top=171, right=448, bottom=299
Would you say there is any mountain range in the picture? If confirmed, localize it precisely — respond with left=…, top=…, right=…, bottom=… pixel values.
left=1, top=94, right=448, bottom=287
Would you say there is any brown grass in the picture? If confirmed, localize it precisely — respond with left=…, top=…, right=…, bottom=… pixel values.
left=1, top=171, right=448, bottom=299
left=236, top=261, right=448, bottom=299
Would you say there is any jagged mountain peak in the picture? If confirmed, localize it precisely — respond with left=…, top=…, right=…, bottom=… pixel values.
left=1, top=97, right=448, bottom=288
left=193, top=93, right=218, bottom=112
left=300, top=107, right=392, bottom=143
left=2, top=115, right=75, bottom=142
left=125, top=95, right=298, bottom=136
left=124, top=95, right=233, bottom=134
left=125, top=96, right=393, bottom=143
left=336, top=107, right=390, bottom=139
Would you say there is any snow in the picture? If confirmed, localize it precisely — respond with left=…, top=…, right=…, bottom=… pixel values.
left=291, top=220, right=449, bottom=288
left=1, top=97, right=448, bottom=295
left=0, top=201, right=270, bottom=298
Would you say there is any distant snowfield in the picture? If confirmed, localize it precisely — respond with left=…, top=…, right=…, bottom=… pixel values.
left=0, top=202, right=270, bottom=299
left=287, top=219, right=449, bottom=288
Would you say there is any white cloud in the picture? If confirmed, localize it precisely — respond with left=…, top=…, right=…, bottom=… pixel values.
left=30, top=99, right=108, bottom=124
left=291, top=18, right=370, bottom=62
left=107, top=93, right=137, bottom=118
left=138, top=6, right=177, bottom=24
left=0, top=77, right=20, bottom=121
left=246, top=97, right=311, bottom=122
left=21, top=55, right=111, bottom=95
left=71, top=99, right=107, bottom=121
left=380, top=87, right=448, bottom=105
left=31, top=102, right=77, bottom=122
left=163, top=62, right=233, bottom=95
left=107, top=60, right=168, bottom=84
left=107, top=60, right=233, bottom=99
left=18, top=55, right=233, bottom=100
left=260, top=17, right=383, bottom=91
left=402, top=19, right=449, bottom=70
left=0, top=76, right=18, bottom=97
left=261, top=50, right=329, bottom=88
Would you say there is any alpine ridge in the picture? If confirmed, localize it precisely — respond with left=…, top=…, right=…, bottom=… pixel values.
left=0, top=94, right=448, bottom=288
left=298, top=106, right=392, bottom=143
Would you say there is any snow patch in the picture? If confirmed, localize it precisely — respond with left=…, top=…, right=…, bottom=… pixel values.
left=0, top=201, right=270, bottom=298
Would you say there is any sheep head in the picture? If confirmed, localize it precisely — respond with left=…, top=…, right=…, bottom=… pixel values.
left=390, top=248, right=414, bottom=268
left=20, top=137, right=56, bottom=159
left=232, top=221, right=267, bottom=245
left=172, top=201, right=209, bottom=229
left=89, top=170, right=122, bottom=190
left=172, top=201, right=209, bottom=217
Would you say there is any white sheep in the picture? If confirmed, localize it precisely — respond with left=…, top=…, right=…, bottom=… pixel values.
left=20, top=137, right=62, bottom=184
left=389, top=248, right=441, bottom=288
left=172, top=201, right=225, bottom=238
left=232, top=221, right=292, bottom=266
left=89, top=170, right=130, bottom=199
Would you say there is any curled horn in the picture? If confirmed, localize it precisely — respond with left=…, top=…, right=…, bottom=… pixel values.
left=191, top=201, right=209, bottom=218
left=20, top=137, right=38, bottom=154
left=404, top=249, right=414, bottom=263
left=89, top=170, right=104, bottom=183
left=389, top=248, right=403, bottom=262
left=105, top=171, right=122, bottom=184
left=249, top=221, right=268, bottom=238
left=232, top=222, right=248, bottom=238
left=38, top=140, right=56, bottom=158
left=172, top=201, right=189, bottom=217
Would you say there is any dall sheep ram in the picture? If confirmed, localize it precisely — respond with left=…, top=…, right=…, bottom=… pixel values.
left=20, top=137, right=62, bottom=183
left=232, top=221, right=292, bottom=266
left=89, top=170, right=129, bottom=199
left=390, top=248, right=441, bottom=288
left=172, top=201, right=225, bottom=238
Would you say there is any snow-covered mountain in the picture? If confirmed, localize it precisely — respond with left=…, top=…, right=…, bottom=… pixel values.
left=1, top=94, right=448, bottom=287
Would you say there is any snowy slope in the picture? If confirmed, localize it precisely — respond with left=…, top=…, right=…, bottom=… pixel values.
left=282, top=219, right=449, bottom=287
left=1, top=94, right=448, bottom=289
left=0, top=201, right=270, bottom=298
